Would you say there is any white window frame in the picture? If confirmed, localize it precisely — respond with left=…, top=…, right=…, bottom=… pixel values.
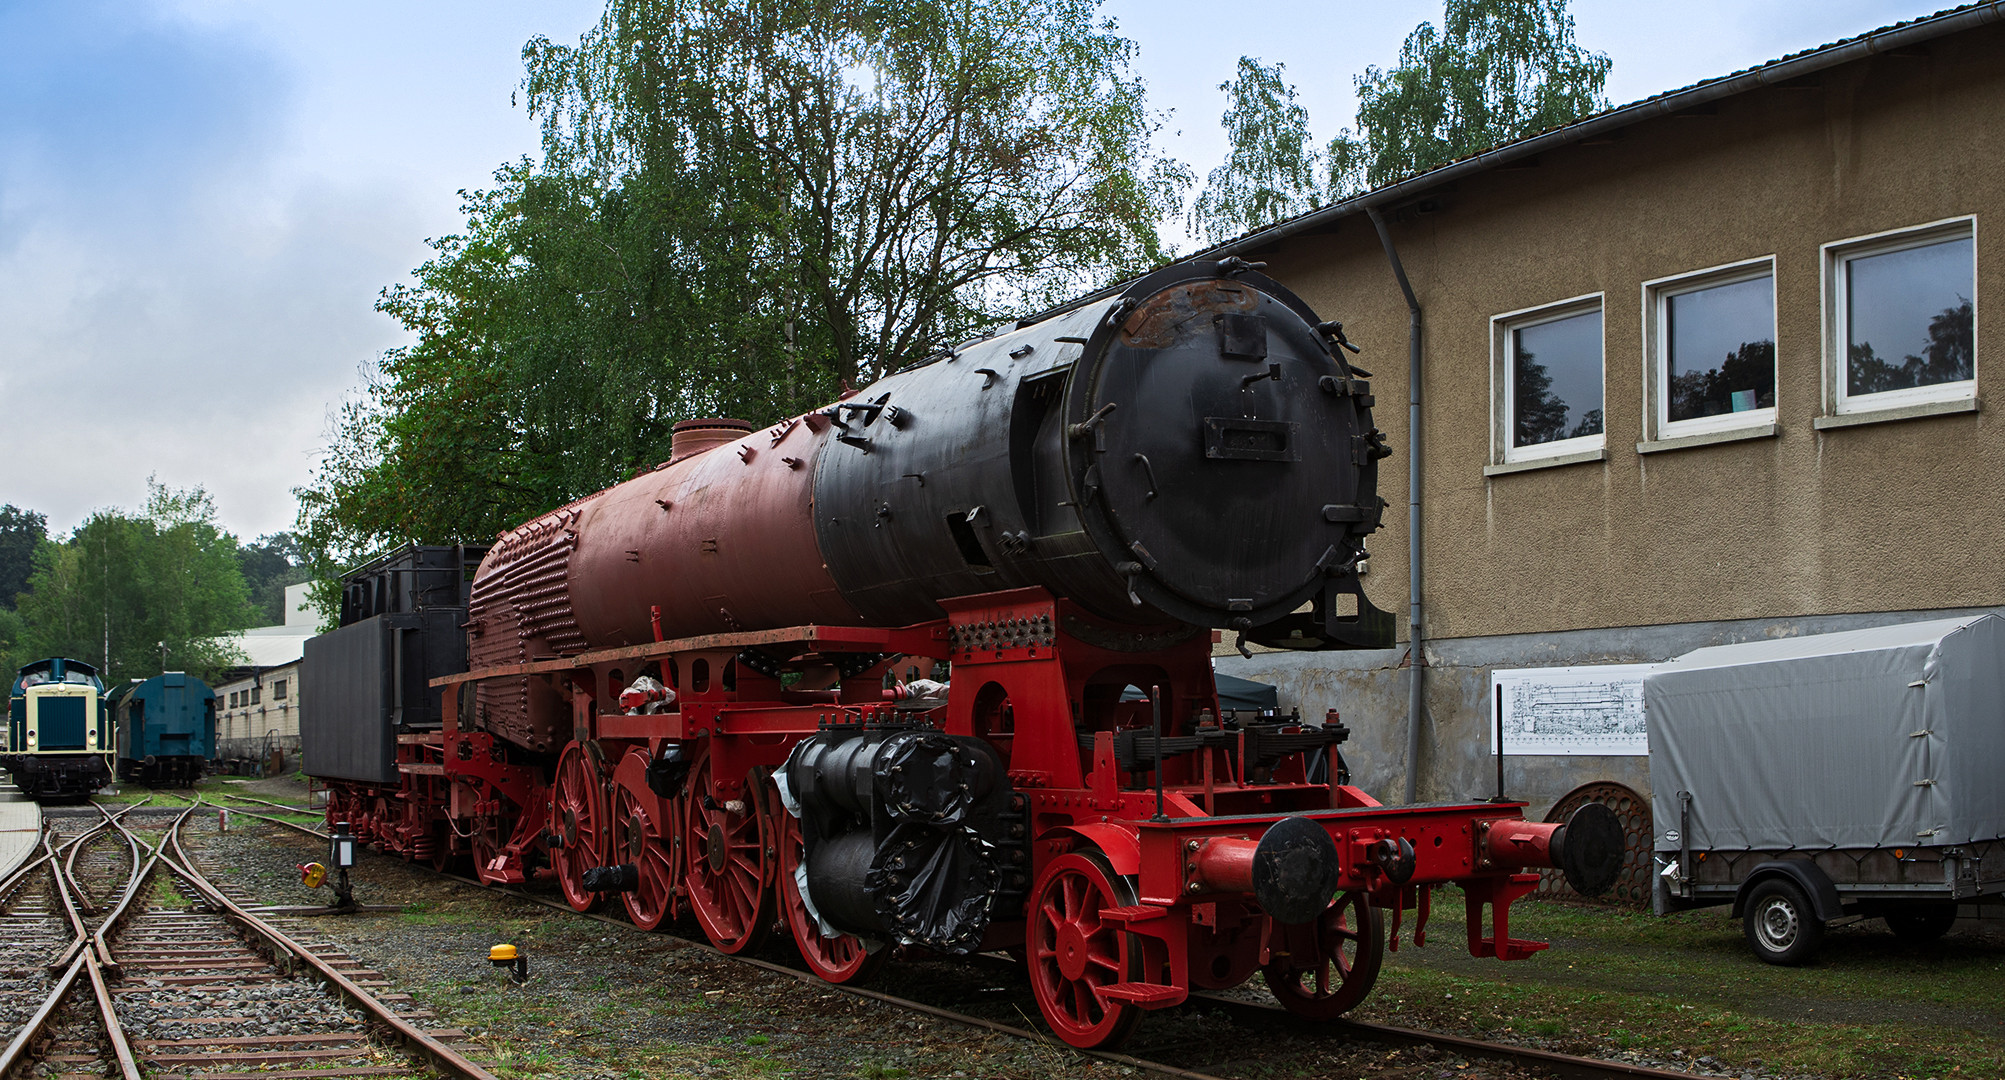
left=1491, top=293, right=1606, bottom=465
left=1823, top=216, right=1977, bottom=417
left=1642, top=257, right=1778, bottom=442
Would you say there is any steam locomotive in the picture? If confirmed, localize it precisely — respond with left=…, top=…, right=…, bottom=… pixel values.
left=304, top=259, right=1620, bottom=1048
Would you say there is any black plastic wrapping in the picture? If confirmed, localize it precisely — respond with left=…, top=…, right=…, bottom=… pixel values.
left=866, top=823, right=1000, bottom=953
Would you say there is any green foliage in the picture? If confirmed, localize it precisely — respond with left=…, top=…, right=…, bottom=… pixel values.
left=237, top=532, right=309, bottom=626
left=12, top=480, right=254, bottom=684
left=296, top=0, right=1186, bottom=563
left=1327, top=0, right=1610, bottom=195
left=0, top=606, right=25, bottom=679
left=0, top=504, right=46, bottom=610
left=1190, top=58, right=1322, bottom=245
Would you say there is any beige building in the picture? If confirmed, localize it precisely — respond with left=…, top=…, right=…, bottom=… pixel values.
left=214, top=583, right=319, bottom=769
left=1205, top=7, right=2004, bottom=824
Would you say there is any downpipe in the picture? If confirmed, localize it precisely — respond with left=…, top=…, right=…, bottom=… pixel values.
left=1367, top=205, right=1426, bottom=804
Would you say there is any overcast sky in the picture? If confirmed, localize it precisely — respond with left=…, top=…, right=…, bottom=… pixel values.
left=0, top=0, right=1953, bottom=541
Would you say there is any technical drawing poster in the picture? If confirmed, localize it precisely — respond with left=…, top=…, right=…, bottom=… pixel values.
left=1489, top=664, right=1655, bottom=756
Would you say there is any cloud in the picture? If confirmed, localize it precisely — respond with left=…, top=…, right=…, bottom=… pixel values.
left=0, top=2, right=422, bottom=538
left=0, top=1, right=287, bottom=224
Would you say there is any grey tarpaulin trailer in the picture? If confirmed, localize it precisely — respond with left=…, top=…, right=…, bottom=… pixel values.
left=1646, top=614, right=2005, bottom=964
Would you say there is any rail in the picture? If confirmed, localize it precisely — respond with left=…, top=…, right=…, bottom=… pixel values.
left=170, top=798, right=501, bottom=1080
left=239, top=793, right=1696, bottom=1080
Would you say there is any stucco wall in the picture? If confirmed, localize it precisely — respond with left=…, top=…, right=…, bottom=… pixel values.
left=1242, top=29, right=2004, bottom=648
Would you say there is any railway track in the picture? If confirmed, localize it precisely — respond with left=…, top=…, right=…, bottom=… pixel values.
left=217, top=791, right=1702, bottom=1080
left=0, top=800, right=499, bottom=1080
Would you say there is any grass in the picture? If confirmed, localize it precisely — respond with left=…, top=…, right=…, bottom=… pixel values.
left=150, top=874, right=191, bottom=910
left=1349, top=888, right=2005, bottom=1079
left=397, top=900, right=486, bottom=928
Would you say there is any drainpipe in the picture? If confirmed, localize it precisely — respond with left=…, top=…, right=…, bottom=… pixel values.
left=1366, top=206, right=1425, bottom=804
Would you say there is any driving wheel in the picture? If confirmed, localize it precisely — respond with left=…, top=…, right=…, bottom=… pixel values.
left=612, top=749, right=681, bottom=930
left=776, top=806, right=882, bottom=983
left=551, top=742, right=609, bottom=913
left=683, top=755, right=772, bottom=954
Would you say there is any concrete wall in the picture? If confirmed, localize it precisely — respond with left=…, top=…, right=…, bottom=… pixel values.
left=1219, top=604, right=2005, bottom=820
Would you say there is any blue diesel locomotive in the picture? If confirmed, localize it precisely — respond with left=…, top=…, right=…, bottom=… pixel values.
left=3, top=657, right=114, bottom=800
left=107, top=672, right=217, bottom=787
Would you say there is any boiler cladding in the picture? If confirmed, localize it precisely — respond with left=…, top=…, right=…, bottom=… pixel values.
left=464, top=260, right=1392, bottom=751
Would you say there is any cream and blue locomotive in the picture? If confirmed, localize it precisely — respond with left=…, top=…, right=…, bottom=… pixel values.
left=3, top=657, right=114, bottom=800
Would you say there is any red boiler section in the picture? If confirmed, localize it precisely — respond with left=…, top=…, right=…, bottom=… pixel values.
left=466, top=416, right=860, bottom=749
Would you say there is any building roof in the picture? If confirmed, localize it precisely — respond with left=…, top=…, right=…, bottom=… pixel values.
left=227, top=628, right=313, bottom=670
left=1216, top=2, right=2004, bottom=250
left=1029, top=2, right=2005, bottom=321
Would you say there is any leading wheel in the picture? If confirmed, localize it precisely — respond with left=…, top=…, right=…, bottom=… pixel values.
left=612, top=750, right=681, bottom=931
left=1028, top=850, right=1143, bottom=1049
left=776, top=807, right=882, bottom=983
left=684, top=756, right=772, bottom=954
left=1743, top=878, right=1822, bottom=965
left=552, top=742, right=609, bottom=913
left=1263, top=889, right=1384, bottom=1019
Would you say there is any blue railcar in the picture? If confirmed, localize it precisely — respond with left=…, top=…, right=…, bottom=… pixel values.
left=107, top=672, right=217, bottom=787
left=2, top=658, right=114, bottom=801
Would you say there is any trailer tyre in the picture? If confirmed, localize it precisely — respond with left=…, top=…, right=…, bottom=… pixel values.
left=1885, top=903, right=1957, bottom=943
left=1743, top=878, right=1822, bottom=965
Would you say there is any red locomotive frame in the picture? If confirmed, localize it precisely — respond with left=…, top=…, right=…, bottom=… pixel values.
left=326, top=585, right=1585, bottom=1048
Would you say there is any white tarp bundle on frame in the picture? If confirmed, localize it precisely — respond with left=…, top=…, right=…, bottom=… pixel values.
left=1645, top=614, right=2005, bottom=853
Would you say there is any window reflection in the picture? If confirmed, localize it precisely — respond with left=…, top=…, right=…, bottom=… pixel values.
left=1513, top=309, right=1603, bottom=447
left=1846, top=236, right=1974, bottom=396
left=1666, top=275, right=1775, bottom=423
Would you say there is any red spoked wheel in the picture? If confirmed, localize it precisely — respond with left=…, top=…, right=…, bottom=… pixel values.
left=368, top=796, right=394, bottom=846
left=612, top=750, right=680, bottom=931
left=775, top=807, right=882, bottom=983
left=1028, top=850, right=1144, bottom=1049
left=551, top=742, right=610, bottom=913
left=1262, top=889, right=1385, bottom=1019
left=684, top=756, right=772, bottom=954
left=466, top=779, right=519, bottom=886
left=322, top=787, right=355, bottom=833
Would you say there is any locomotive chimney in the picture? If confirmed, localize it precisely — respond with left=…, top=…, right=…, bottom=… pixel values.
left=670, top=418, right=754, bottom=463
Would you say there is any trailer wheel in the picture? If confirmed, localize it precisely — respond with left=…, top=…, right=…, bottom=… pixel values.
left=1885, top=903, right=1957, bottom=943
left=1743, top=878, right=1822, bottom=965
